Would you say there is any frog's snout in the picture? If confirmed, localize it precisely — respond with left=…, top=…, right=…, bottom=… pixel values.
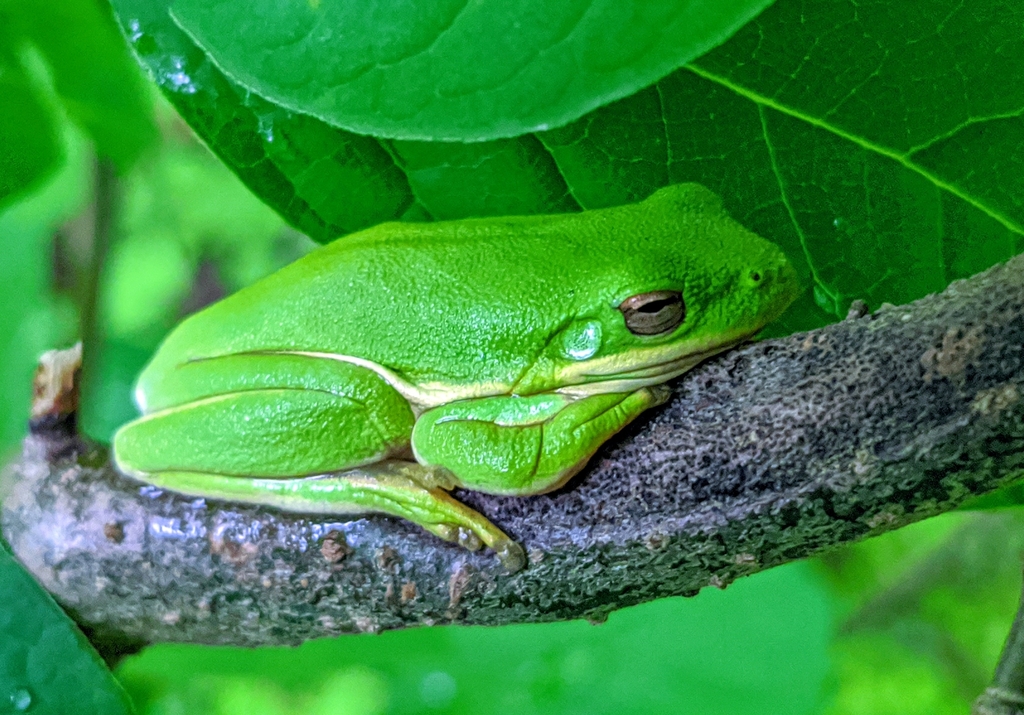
left=745, top=256, right=800, bottom=309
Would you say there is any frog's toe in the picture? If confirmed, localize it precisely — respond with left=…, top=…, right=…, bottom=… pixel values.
left=425, top=519, right=523, bottom=572
left=430, top=523, right=483, bottom=551
left=495, top=540, right=527, bottom=574
left=461, top=518, right=525, bottom=572
left=455, top=527, right=484, bottom=552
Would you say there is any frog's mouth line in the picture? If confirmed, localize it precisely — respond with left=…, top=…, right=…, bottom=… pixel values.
left=554, top=329, right=755, bottom=398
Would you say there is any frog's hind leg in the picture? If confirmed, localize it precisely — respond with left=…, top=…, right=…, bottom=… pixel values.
left=115, top=385, right=416, bottom=477
left=114, top=353, right=524, bottom=570
left=135, top=463, right=526, bottom=572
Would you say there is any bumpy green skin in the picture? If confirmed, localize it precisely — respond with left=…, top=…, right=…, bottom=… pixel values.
left=113, top=184, right=798, bottom=571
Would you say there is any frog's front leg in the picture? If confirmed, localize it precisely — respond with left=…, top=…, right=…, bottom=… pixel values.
left=411, top=387, right=669, bottom=496
left=113, top=353, right=526, bottom=571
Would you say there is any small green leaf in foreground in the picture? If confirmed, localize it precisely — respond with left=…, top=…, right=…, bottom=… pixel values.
left=167, top=0, right=774, bottom=141
left=0, top=544, right=133, bottom=715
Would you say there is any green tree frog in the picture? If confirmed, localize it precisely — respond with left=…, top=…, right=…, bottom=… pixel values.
left=113, top=184, right=798, bottom=571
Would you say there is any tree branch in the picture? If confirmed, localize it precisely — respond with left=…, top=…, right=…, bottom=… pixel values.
left=2, top=255, right=1023, bottom=653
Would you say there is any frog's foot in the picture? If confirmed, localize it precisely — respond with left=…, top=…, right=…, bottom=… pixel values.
left=427, top=522, right=525, bottom=572
left=130, top=462, right=526, bottom=573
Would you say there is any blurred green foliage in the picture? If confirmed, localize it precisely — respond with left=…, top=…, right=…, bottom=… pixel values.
left=0, top=0, right=156, bottom=207
left=818, top=511, right=1024, bottom=714
left=2, top=0, right=1023, bottom=712
left=0, top=47, right=61, bottom=207
left=0, top=127, right=85, bottom=456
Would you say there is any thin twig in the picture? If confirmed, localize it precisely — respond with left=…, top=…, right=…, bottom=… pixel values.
left=76, top=157, right=117, bottom=437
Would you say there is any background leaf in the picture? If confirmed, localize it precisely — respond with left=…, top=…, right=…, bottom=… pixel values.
left=168, top=0, right=774, bottom=142
left=3, top=0, right=158, bottom=172
left=0, top=542, right=134, bottom=715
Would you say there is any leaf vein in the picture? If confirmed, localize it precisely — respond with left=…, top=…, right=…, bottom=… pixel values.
left=687, top=63, right=1024, bottom=236
left=757, top=104, right=831, bottom=301
left=533, top=134, right=585, bottom=211
left=906, top=107, right=1024, bottom=155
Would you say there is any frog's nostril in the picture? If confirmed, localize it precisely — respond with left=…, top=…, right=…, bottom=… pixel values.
left=748, top=268, right=770, bottom=288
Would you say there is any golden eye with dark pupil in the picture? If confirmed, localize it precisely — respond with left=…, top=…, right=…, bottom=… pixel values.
left=618, top=290, right=685, bottom=336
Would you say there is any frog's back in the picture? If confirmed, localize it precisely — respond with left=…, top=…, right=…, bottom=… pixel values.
left=137, top=184, right=780, bottom=407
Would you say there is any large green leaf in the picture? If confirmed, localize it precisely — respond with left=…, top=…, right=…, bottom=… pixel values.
left=0, top=543, right=134, bottom=715
left=168, top=0, right=774, bottom=142
left=112, top=0, right=1023, bottom=330
left=113, top=0, right=416, bottom=242
left=688, top=0, right=1024, bottom=307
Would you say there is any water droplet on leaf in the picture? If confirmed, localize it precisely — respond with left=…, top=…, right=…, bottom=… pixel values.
left=9, top=687, right=32, bottom=711
left=419, top=671, right=456, bottom=709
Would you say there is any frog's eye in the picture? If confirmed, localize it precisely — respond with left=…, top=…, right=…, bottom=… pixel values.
left=618, top=290, right=685, bottom=336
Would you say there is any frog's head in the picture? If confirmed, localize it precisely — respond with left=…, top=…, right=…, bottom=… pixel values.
left=516, top=184, right=800, bottom=397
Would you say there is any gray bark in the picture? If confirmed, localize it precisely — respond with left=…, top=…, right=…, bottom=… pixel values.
left=2, top=254, right=1023, bottom=653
